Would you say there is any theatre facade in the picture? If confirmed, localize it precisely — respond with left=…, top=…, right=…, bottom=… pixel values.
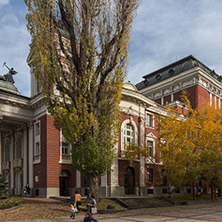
left=1, top=54, right=220, bottom=198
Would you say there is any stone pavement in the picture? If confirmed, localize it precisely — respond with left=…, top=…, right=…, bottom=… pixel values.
left=2, top=198, right=222, bottom=222
left=59, top=202, right=222, bottom=222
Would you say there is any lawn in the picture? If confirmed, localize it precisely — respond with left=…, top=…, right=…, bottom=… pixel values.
left=0, top=196, right=24, bottom=209
left=0, top=196, right=126, bottom=211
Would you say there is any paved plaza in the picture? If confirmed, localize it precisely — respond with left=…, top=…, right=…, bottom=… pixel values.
left=2, top=198, right=222, bottom=222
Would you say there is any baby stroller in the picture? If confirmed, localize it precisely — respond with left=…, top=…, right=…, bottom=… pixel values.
left=70, top=204, right=78, bottom=219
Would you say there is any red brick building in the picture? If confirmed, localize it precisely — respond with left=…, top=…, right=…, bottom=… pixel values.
left=1, top=54, right=218, bottom=198
left=136, top=55, right=221, bottom=109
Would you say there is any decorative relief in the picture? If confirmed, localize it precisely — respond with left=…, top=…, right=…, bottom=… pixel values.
left=146, top=132, right=156, bottom=139
left=153, top=92, right=162, bottom=99
left=128, top=106, right=133, bottom=115
left=182, top=79, right=195, bottom=88
left=163, top=89, right=171, bottom=95
left=199, top=79, right=207, bottom=88
left=173, top=85, right=180, bottom=91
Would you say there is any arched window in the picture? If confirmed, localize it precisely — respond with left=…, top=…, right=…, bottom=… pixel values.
left=124, top=124, right=134, bottom=149
left=121, top=119, right=138, bottom=151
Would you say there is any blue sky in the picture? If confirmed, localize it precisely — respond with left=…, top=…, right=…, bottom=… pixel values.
left=1, top=0, right=222, bottom=97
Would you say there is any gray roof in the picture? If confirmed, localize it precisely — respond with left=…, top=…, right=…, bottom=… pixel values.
left=136, top=55, right=221, bottom=90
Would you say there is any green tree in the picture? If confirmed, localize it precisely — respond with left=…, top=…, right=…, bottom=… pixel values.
left=0, top=174, right=9, bottom=200
left=25, top=0, right=139, bottom=200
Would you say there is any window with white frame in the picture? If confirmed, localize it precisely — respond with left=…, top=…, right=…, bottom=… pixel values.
left=147, top=140, right=154, bottom=156
left=147, top=168, right=153, bottom=183
left=62, top=142, right=69, bottom=154
left=59, top=129, right=72, bottom=163
left=146, top=113, right=154, bottom=127
left=124, top=124, right=134, bottom=149
left=34, top=121, right=41, bottom=157
left=35, top=142, right=40, bottom=155
left=35, top=122, right=40, bottom=136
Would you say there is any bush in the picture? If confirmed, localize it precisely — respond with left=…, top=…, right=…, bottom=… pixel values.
left=0, top=196, right=24, bottom=209
left=0, top=174, right=9, bottom=199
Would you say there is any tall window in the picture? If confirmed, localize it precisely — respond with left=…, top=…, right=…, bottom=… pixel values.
left=35, top=142, right=40, bottom=155
left=4, top=140, right=10, bottom=162
left=16, top=134, right=22, bottom=158
left=147, top=168, right=153, bottom=183
left=146, top=113, right=154, bottom=127
left=124, top=124, right=134, bottom=149
left=162, top=169, right=167, bottom=185
left=62, top=142, right=69, bottom=154
left=34, top=121, right=41, bottom=156
left=147, top=140, right=154, bottom=156
left=35, top=122, right=40, bottom=136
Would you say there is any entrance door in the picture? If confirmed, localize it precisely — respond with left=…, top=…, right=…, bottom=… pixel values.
left=59, top=177, right=68, bottom=196
left=59, top=170, right=69, bottom=196
left=124, top=167, right=135, bottom=195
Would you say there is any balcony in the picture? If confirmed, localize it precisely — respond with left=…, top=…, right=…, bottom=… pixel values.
left=2, top=161, right=10, bottom=170
left=59, top=154, right=72, bottom=164
left=12, top=158, right=23, bottom=168
left=33, top=154, right=41, bottom=164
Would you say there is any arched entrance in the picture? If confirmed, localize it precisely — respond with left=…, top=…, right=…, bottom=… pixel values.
left=124, top=167, right=135, bottom=195
left=59, top=170, right=68, bottom=196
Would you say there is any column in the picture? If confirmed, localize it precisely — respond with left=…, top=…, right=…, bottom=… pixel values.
left=29, top=122, right=34, bottom=188
left=100, top=174, right=108, bottom=197
left=76, top=170, right=81, bottom=188
left=139, top=113, right=146, bottom=195
left=110, top=143, right=121, bottom=196
left=0, top=131, right=1, bottom=172
left=10, top=134, right=14, bottom=192
left=23, top=127, right=27, bottom=186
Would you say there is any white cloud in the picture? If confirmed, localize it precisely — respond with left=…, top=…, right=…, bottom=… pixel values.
left=2, top=0, right=222, bottom=95
left=0, top=0, right=10, bottom=7
left=128, top=0, right=222, bottom=84
left=1, top=14, right=19, bottom=25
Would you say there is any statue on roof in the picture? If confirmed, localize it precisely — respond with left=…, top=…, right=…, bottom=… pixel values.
left=0, top=62, right=18, bottom=84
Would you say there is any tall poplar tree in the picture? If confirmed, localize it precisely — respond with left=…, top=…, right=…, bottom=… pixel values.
left=24, top=0, right=139, bottom=199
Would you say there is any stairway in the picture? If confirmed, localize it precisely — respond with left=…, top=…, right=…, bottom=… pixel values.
left=115, top=197, right=174, bottom=209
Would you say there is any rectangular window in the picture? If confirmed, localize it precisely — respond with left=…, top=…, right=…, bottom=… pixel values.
left=162, top=189, right=168, bottom=194
left=146, top=114, right=154, bottom=127
left=62, top=142, right=69, bottom=154
left=147, top=189, right=153, bottom=194
left=147, top=140, right=153, bottom=156
left=35, top=142, right=40, bottom=155
left=162, top=169, right=167, bottom=185
left=35, top=122, right=40, bottom=136
left=147, top=168, right=153, bottom=183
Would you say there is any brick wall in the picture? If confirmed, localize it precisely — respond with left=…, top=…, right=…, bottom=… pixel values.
left=46, top=114, right=60, bottom=188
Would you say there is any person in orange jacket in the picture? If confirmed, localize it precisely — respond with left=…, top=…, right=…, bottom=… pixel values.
left=74, top=190, right=82, bottom=211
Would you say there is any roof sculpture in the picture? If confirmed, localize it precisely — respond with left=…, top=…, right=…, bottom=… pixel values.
left=0, top=62, right=19, bottom=94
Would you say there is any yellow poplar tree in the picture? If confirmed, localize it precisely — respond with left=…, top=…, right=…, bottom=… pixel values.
left=24, top=0, right=139, bottom=199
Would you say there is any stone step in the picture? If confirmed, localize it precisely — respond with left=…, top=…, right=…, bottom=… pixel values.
left=115, top=197, right=173, bottom=209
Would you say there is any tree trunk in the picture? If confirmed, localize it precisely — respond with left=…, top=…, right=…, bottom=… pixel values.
left=88, top=174, right=100, bottom=203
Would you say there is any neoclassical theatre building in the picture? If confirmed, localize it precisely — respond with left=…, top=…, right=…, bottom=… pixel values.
left=0, top=54, right=221, bottom=198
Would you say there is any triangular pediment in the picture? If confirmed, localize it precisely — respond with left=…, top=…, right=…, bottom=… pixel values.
left=146, top=132, right=156, bottom=138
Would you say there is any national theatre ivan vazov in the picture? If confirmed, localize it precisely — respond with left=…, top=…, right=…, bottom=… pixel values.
left=0, top=55, right=221, bottom=198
